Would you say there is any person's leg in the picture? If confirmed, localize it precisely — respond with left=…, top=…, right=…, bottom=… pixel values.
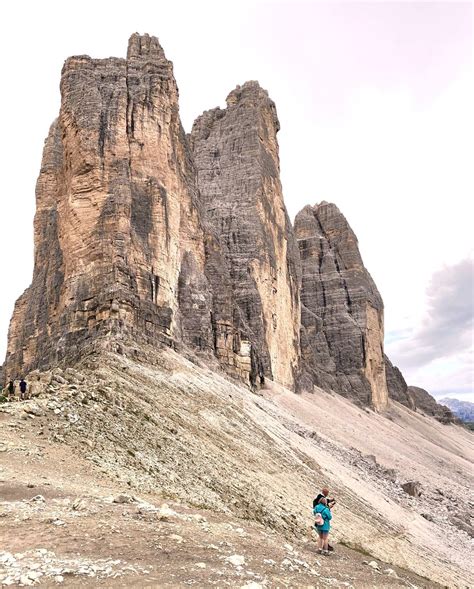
left=323, top=532, right=329, bottom=553
left=317, top=531, right=323, bottom=552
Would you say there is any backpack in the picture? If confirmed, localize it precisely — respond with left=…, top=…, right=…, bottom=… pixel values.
left=314, top=512, right=324, bottom=526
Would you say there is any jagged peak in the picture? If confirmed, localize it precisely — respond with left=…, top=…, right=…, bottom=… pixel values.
left=224, top=81, right=280, bottom=132
left=225, top=81, right=269, bottom=105
left=127, top=32, right=167, bottom=62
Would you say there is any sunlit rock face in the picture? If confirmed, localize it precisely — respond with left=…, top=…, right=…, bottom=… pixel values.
left=5, top=34, right=212, bottom=378
left=5, top=34, right=433, bottom=413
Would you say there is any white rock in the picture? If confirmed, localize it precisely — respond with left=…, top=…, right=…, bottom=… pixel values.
left=284, top=543, right=294, bottom=552
left=169, top=534, right=184, bottom=543
left=226, top=554, right=246, bottom=567
left=384, top=568, right=399, bottom=578
left=27, top=571, right=43, bottom=580
left=54, top=577, right=64, bottom=584
left=0, top=552, right=15, bottom=564
left=113, top=494, right=135, bottom=504
left=195, top=562, right=206, bottom=569
left=19, top=575, right=34, bottom=586
left=240, top=583, right=263, bottom=589
left=30, top=495, right=45, bottom=503
left=367, top=560, right=380, bottom=570
left=158, top=506, right=178, bottom=519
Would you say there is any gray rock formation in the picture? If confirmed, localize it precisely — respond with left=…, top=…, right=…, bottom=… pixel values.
left=294, top=202, right=388, bottom=410
left=3, top=37, right=299, bottom=392
left=384, top=355, right=415, bottom=409
left=5, top=34, right=213, bottom=379
left=3, top=33, right=454, bottom=417
left=190, top=82, right=301, bottom=389
left=408, top=386, right=456, bottom=423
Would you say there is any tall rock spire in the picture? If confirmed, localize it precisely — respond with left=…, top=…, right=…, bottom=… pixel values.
left=295, top=202, right=389, bottom=410
left=190, top=82, right=301, bottom=390
left=5, top=34, right=213, bottom=377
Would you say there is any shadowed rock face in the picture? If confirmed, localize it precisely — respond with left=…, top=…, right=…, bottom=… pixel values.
left=408, top=386, right=456, bottom=423
left=294, top=202, right=389, bottom=410
left=190, top=82, right=301, bottom=389
left=384, top=355, right=416, bottom=410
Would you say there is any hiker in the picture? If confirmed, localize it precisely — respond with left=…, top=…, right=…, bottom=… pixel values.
left=7, top=380, right=15, bottom=401
left=313, top=487, right=336, bottom=551
left=314, top=497, right=332, bottom=555
left=19, top=378, right=27, bottom=400
left=313, top=487, right=336, bottom=510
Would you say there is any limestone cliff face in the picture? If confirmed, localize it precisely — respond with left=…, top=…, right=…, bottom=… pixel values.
left=295, top=202, right=389, bottom=409
left=5, top=34, right=214, bottom=378
left=5, top=34, right=443, bottom=414
left=190, top=82, right=301, bottom=389
left=384, top=355, right=416, bottom=409
left=4, top=37, right=299, bottom=391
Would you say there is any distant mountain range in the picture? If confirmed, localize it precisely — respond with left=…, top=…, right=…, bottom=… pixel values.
left=438, top=398, right=474, bottom=422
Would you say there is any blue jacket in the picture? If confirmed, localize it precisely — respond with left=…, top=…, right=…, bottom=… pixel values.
left=314, top=503, right=332, bottom=532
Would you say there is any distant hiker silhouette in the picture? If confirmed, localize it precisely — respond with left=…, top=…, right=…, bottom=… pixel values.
left=19, top=378, right=27, bottom=400
left=314, top=497, right=333, bottom=555
left=7, top=380, right=15, bottom=400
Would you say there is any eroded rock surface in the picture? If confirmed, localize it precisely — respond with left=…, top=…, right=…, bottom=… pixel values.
left=3, top=33, right=453, bottom=415
left=408, top=386, right=456, bottom=423
left=190, top=82, right=301, bottom=389
left=6, top=34, right=213, bottom=379
left=384, top=355, right=416, bottom=410
left=295, top=202, right=388, bottom=409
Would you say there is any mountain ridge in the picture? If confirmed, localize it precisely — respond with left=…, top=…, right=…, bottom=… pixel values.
left=0, top=32, right=471, bottom=588
left=2, top=33, right=452, bottom=422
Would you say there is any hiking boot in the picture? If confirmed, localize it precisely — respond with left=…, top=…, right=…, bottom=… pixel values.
left=328, top=544, right=335, bottom=552
left=322, top=550, right=330, bottom=556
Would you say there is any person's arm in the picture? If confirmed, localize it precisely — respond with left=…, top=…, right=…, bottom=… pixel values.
left=324, top=507, right=332, bottom=521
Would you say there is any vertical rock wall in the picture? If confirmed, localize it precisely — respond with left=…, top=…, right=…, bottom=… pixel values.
left=5, top=34, right=214, bottom=378
left=4, top=34, right=423, bottom=411
left=295, top=202, right=388, bottom=410
left=190, top=82, right=301, bottom=389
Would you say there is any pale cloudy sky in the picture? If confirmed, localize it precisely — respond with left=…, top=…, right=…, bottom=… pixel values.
left=0, top=1, right=472, bottom=400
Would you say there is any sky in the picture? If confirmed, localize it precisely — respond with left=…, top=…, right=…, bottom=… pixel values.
left=0, top=0, right=472, bottom=400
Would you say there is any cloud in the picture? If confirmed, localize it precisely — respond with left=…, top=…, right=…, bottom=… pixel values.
left=387, top=257, right=473, bottom=369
